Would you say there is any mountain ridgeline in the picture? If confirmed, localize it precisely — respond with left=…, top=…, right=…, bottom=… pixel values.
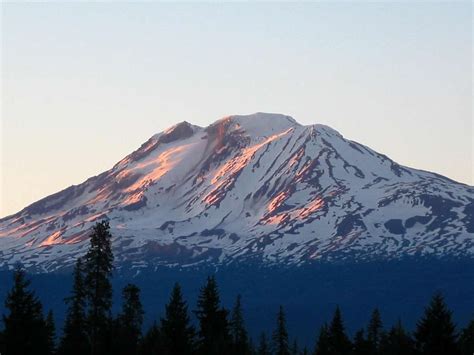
left=0, top=113, right=473, bottom=272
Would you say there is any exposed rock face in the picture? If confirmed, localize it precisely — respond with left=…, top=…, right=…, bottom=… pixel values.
left=0, top=113, right=473, bottom=272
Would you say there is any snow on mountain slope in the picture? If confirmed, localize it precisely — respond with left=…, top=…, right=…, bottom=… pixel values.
left=1, top=113, right=473, bottom=272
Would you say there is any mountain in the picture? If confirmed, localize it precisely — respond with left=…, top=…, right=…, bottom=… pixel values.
left=1, top=113, right=473, bottom=272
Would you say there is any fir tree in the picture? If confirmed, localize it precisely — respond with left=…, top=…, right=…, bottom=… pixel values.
left=327, top=306, right=352, bottom=355
left=458, top=318, right=474, bottom=355
left=58, top=258, right=89, bottom=355
left=112, top=284, right=144, bottom=355
left=414, top=293, right=459, bottom=355
left=352, top=329, right=370, bottom=355
left=272, top=305, right=290, bottom=355
left=367, top=308, right=383, bottom=355
left=291, top=338, right=299, bottom=355
left=248, top=336, right=256, bottom=354
left=2, top=266, right=49, bottom=355
left=139, top=322, right=162, bottom=355
left=379, top=320, right=415, bottom=355
left=161, top=283, right=195, bottom=355
left=84, top=220, right=114, bottom=355
left=230, top=294, right=250, bottom=355
left=0, top=329, right=4, bottom=354
left=194, top=276, right=231, bottom=355
left=257, top=332, right=271, bottom=355
left=313, top=324, right=330, bottom=355
left=45, top=310, right=56, bottom=355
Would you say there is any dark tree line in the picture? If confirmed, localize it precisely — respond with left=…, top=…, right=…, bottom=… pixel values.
left=1, top=221, right=473, bottom=355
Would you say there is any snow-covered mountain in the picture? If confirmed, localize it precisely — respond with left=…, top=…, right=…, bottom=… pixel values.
left=1, top=113, right=473, bottom=272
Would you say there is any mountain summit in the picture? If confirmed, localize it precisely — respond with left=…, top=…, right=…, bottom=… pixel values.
left=1, top=113, right=473, bottom=272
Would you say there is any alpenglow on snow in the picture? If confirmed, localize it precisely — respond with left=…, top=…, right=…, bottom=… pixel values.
left=1, top=113, right=473, bottom=272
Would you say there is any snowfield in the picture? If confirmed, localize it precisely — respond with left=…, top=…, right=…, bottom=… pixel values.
left=1, top=113, right=473, bottom=272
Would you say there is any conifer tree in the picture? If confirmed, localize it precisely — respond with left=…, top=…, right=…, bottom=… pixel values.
left=45, top=310, right=56, bottom=355
left=84, top=220, right=114, bottom=355
left=272, top=305, right=290, bottom=355
left=58, top=258, right=89, bottom=355
left=230, top=294, right=250, bottom=355
left=291, top=338, right=299, bottom=355
left=367, top=308, right=383, bottom=354
left=161, top=283, right=195, bottom=355
left=327, top=306, right=352, bottom=355
left=248, top=337, right=256, bottom=354
left=138, top=322, right=161, bottom=355
left=257, top=332, right=271, bottom=355
left=379, top=320, right=415, bottom=355
left=2, top=266, right=49, bottom=355
left=414, top=293, right=459, bottom=355
left=353, top=329, right=370, bottom=355
left=313, top=324, right=330, bottom=355
left=194, top=276, right=231, bottom=355
left=112, top=284, right=144, bottom=355
left=458, top=318, right=474, bottom=355
left=0, top=329, right=4, bottom=354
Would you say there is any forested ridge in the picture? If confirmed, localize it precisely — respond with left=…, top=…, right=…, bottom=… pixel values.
left=1, top=221, right=473, bottom=355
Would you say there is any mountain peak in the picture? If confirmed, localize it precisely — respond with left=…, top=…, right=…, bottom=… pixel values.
left=1, top=112, right=472, bottom=272
left=228, top=112, right=299, bottom=127
left=206, top=112, right=301, bottom=139
left=158, top=121, right=201, bottom=144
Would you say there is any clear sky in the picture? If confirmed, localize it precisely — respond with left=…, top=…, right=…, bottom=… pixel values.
left=1, top=2, right=472, bottom=217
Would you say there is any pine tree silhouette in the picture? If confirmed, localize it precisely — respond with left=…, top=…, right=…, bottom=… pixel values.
left=414, top=293, right=459, bottom=355
left=194, top=276, right=231, bottom=355
left=272, top=305, right=290, bottom=355
left=367, top=308, right=383, bottom=355
left=2, top=266, right=49, bottom=355
left=58, top=258, right=89, bottom=355
left=44, top=310, right=56, bottom=355
left=230, top=294, right=250, bottom=355
left=458, top=318, right=474, bottom=355
left=257, top=332, right=271, bottom=355
left=379, top=320, right=415, bottom=355
left=161, top=283, right=195, bottom=355
left=84, top=221, right=114, bottom=355
left=138, top=322, right=161, bottom=355
left=112, top=284, right=144, bottom=355
left=313, top=323, right=330, bottom=355
left=0, top=329, right=4, bottom=354
left=0, top=329, right=4, bottom=353
left=353, top=328, right=370, bottom=355
left=327, top=306, right=352, bottom=355
left=290, top=338, right=299, bottom=355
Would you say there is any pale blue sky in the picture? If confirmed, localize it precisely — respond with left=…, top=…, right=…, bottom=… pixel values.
left=1, top=2, right=472, bottom=217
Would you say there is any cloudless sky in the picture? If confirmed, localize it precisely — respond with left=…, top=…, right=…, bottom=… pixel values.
left=1, top=2, right=472, bottom=217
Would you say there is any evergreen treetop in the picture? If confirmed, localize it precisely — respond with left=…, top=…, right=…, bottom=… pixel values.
left=83, top=220, right=115, bottom=355
left=161, top=282, right=195, bottom=355
left=367, top=308, right=383, bottom=354
left=230, top=294, right=250, bottom=355
left=327, top=306, right=352, bottom=355
left=58, top=257, right=89, bottom=355
left=458, top=318, right=474, bottom=355
left=3, top=266, right=50, bottom=355
left=414, top=292, right=459, bottom=355
left=194, top=275, right=231, bottom=355
left=272, top=305, right=290, bottom=355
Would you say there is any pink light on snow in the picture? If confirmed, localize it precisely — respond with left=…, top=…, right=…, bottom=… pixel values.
left=211, top=128, right=294, bottom=184
left=123, top=143, right=195, bottom=193
left=203, top=128, right=293, bottom=206
left=39, top=231, right=63, bottom=247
